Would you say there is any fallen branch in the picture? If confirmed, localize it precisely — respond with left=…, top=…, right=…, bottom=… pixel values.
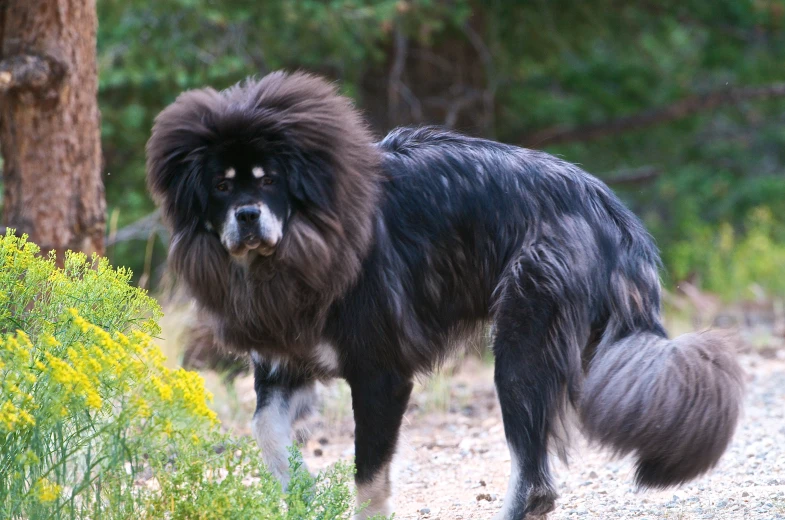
left=523, top=83, right=785, bottom=147
left=106, top=209, right=165, bottom=247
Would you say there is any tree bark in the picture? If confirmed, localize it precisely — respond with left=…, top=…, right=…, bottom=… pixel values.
left=0, top=0, right=105, bottom=260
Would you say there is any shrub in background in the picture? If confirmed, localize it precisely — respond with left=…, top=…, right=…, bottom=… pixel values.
left=0, top=232, right=368, bottom=519
left=665, top=207, right=785, bottom=301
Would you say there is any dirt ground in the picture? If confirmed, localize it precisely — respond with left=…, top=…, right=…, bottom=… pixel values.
left=208, top=344, right=785, bottom=520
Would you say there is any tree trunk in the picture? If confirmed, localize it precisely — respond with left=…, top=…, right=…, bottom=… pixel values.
left=0, top=0, right=105, bottom=260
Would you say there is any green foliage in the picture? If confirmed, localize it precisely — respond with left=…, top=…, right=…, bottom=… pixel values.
left=0, top=232, right=377, bottom=519
left=142, top=441, right=361, bottom=520
left=665, top=207, right=785, bottom=301
left=0, top=230, right=162, bottom=337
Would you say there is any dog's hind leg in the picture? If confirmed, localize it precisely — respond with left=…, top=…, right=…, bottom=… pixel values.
left=347, top=368, right=413, bottom=520
left=251, top=358, right=316, bottom=491
left=491, top=261, right=584, bottom=520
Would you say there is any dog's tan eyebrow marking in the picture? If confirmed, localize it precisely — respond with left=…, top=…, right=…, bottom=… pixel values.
left=224, top=167, right=236, bottom=179
left=252, top=166, right=265, bottom=178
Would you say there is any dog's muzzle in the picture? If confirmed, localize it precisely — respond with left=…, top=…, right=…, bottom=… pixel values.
left=222, top=204, right=283, bottom=257
left=236, top=206, right=264, bottom=247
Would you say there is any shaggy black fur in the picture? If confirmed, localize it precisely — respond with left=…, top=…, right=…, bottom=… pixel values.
left=147, top=71, right=744, bottom=519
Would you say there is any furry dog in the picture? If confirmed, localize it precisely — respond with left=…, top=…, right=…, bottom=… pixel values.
left=146, top=71, right=744, bottom=519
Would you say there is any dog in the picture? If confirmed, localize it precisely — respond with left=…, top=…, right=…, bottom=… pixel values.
left=146, top=71, right=744, bottom=519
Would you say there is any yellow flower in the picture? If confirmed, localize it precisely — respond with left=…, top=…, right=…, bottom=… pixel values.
left=151, top=376, right=173, bottom=402
left=132, top=396, right=152, bottom=419
left=42, top=334, right=60, bottom=349
left=0, top=401, right=19, bottom=430
left=4, top=335, right=29, bottom=363
left=85, top=391, right=102, bottom=410
left=68, top=308, right=91, bottom=333
left=14, top=449, right=40, bottom=466
left=0, top=400, right=33, bottom=431
left=33, top=478, right=61, bottom=503
left=18, top=409, right=35, bottom=427
left=15, top=330, right=33, bottom=348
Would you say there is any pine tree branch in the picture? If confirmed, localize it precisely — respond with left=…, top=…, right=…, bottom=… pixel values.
left=602, top=166, right=661, bottom=186
left=523, top=83, right=785, bottom=147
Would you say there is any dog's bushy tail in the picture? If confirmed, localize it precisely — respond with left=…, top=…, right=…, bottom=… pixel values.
left=577, top=185, right=745, bottom=488
left=580, top=327, right=744, bottom=488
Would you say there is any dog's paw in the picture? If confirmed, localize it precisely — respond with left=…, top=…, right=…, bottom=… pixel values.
left=493, top=485, right=556, bottom=520
left=525, top=486, right=556, bottom=517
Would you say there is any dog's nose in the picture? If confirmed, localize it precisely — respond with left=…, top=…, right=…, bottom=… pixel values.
left=235, top=206, right=260, bottom=224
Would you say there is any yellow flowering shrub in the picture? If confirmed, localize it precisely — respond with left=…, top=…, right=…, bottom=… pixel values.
left=0, top=232, right=219, bottom=518
left=0, top=232, right=372, bottom=520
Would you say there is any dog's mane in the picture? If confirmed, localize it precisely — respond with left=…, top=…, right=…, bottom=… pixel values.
left=146, top=71, right=380, bottom=354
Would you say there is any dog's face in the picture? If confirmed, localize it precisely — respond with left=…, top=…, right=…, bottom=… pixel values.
left=204, top=142, right=291, bottom=258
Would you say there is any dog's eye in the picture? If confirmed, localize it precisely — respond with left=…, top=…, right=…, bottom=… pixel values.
left=261, top=177, right=275, bottom=186
left=215, top=181, right=231, bottom=192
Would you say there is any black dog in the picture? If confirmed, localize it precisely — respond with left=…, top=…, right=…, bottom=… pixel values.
left=146, top=71, right=744, bottom=519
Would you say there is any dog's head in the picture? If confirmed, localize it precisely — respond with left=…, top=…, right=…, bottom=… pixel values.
left=146, top=71, right=380, bottom=286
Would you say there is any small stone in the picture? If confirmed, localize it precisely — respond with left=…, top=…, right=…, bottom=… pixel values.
left=420, top=507, right=430, bottom=514
left=742, top=491, right=749, bottom=497
left=588, top=471, right=599, bottom=479
left=479, top=479, right=486, bottom=487
left=476, top=493, right=493, bottom=502
left=716, top=499, right=728, bottom=508
left=318, top=437, right=329, bottom=445
left=313, top=448, right=323, bottom=457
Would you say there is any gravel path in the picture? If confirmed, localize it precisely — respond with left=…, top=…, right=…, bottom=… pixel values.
left=227, top=350, right=785, bottom=519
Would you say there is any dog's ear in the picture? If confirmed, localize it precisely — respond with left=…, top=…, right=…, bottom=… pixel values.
left=146, top=89, right=220, bottom=231
left=286, top=151, right=334, bottom=213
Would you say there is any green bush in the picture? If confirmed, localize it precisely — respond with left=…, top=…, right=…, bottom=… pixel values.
left=663, top=206, right=785, bottom=300
left=0, top=232, right=371, bottom=519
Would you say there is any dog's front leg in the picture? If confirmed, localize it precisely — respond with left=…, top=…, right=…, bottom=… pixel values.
left=251, top=357, right=316, bottom=490
left=348, top=369, right=413, bottom=519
